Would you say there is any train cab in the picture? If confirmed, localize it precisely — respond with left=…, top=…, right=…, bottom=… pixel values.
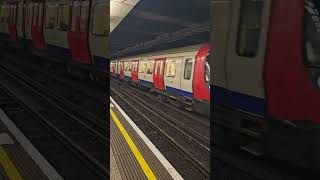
left=212, top=0, right=320, bottom=170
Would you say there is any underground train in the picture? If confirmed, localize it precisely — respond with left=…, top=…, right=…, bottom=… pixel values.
left=212, top=0, right=320, bottom=170
left=110, top=43, right=211, bottom=115
left=0, top=0, right=108, bottom=71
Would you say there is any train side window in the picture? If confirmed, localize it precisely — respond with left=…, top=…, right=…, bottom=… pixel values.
left=128, top=62, right=132, bottom=71
left=236, top=0, right=264, bottom=57
left=159, top=61, right=164, bottom=75
left=45, top=5, right=57, bottom=29
left=58, top=5, right=69, bottom=31
left=80, top=1, right=89, bottom=32
left=146, top=61, right=154, bottom=74
left=166, top=62, right=176, bottom=78
left=139, top=62, right=146, bottom=73
left=92, top=3, right=108, bottom=36
left=124, top=62, right=129, bottom=71
left=184, top=58, right=193, bottom=80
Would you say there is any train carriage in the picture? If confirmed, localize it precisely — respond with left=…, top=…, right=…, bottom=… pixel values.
left=0, top=0, right=108, bottom=72
left=211, top=0, right=320, bottom=169
left=111, top=43, right=210, bottom=115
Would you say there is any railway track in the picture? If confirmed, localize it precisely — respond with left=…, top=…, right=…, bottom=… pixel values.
left=213, top=145, right=317, bottom=180
left=0, top=62, right=108, bottom=179
left=2, top=53, right=107, bottom=121
left=110, top=82, right=210, bottom=179
left=112, top=79, right=209, bottom=147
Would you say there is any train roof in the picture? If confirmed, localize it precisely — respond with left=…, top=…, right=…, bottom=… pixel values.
left=112, top=43, right=205, bottom=61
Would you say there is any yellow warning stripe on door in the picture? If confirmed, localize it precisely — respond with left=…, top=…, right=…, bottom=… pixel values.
left=110, top=108, right=157, bottom=180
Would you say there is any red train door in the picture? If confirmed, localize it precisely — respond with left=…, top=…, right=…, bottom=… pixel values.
left=153, top=58, right=165, bottom=90
left=8, top=4, right=18, bottom=42
left=68, top=0, right=91, bottom=64
left=120, top=62, right=124, bottom=78
left=31, top=1, right=45, bottom=49
left=131, top=60, right=139, bottom=82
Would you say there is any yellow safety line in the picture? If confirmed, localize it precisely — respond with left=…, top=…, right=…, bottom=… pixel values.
left=0, top=146, right=23, bottom=180
left=110, top=108, right=157, bottom=180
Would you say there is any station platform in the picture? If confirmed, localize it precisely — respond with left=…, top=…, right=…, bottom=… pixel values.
left=0, top=109, right=63, bottom=180
left=110, top=97, right=183, bottom=180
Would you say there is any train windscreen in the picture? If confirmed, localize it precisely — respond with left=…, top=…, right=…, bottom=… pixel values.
left=305, top=0, right=320, bottom=66
left=205, top=52, right=210, bottom=87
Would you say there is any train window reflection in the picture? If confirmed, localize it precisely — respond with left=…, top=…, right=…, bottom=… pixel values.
left=184, top=58, right=193, bottom=80
left=92, top=3, right=108, bottom=36
left=45, top=6, right=57, bottom=29
left=236, top=0, right=264, bottom=58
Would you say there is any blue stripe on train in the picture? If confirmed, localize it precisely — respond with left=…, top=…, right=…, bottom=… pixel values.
left=46, top=44, right=108, bottom=72
left=139, top=79, right=153, bottom=87
left=123, top=75, right=131, bottom=81
left=93, top=56, right=108, bottom=72
left=46, top=44, right=71, bottom=61
left=212, top=85, right=266, bottom=116
left=165, top=86, right=193, bottom=98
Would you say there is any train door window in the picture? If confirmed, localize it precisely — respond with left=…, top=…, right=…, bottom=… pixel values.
left=146, top=61, right=154, bottom=74
left=183, top=58, right=193, bottom=80
left=236, top=0, right=264, bottom=57
left=5, top=6, right=9, bottom=23
left=134, top=62, right=138, bottom=72
left=166, top=62, right=176, bottom=78
left=38, top=3, right=43, bottom=27
left=45, top=5, right=57, bottom=29
left=92, top=3, right=108, bottom=36
left=8, top=5, right=12, bottom=24
left=71, top=2, right=80, bottom=32
left=154, top=61, right=159, bottom=75
left=80, top=1, right=89, bottom=32
left=160, top=61, right=164, bottom=75
left=58, top=5, right=69, bottom=31
left=13, top=5, right=17, bottom=24
left=27, top=5, right=33, bottom=30
left=32, top=3, right=38, bottom=26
